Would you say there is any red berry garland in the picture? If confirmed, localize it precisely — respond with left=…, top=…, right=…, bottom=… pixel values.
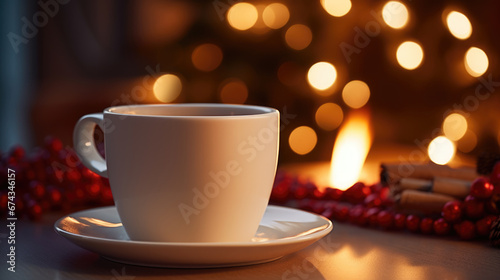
left=0, top=137, right=113, bottom=220
left=270, top=168, right=500, bottom=245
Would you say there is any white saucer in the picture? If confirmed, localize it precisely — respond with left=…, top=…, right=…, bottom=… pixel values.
left=54, top=205, right=332, bottom=268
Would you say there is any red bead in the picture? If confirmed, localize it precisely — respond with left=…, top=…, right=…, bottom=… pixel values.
left=325, top=188, right=343, bottom=201
left=270, top=181, right=290, bottom=203
left=369, top=183, right=383, bottom=193
left=490, top=162, right=500, bottom=187
left=311, top=188, right=325, bottom=200
left=433, top=218, right=451, bottom=235
left=442, top=201, right=463, bottom=223
left=344, top=182, right=371, bottom=204
left=333, top=204, right=350, bottom=222
left=65, top=169, right=82, bottom=182
left=48, top=187, right=63, bottom=208
left=379, top=187, right=394, bottom=207
left=348, top=205, right=367, bottom=226
left=470, top=177, right=494, bottom=199
left=74, top=186, right=86, bottom=202
left=80, top=166, right=100, bottom=180
left=85, top=182, right=101, bottom=198
left=406, top=215, right=421, bottom=232
left=9, top=145, right=25, bottom=160
left=476, top=215, right=498, bottom=237
left=29, top=181, right=46, bottom=200
left=26, top=200, right=42, bottom=221
left=24, top=169, right=36, bottom=182
left=455, top=220, right=476, bottom=240
left=364, top=207, right=381, bottom=227
left=377, top=210, right=394, bottom=229
left=44, top=136, right=63, bottom=153
left=464, top=195, right=485, bottom=219
left=293, top=184, right=309, bottom=199
left=393, top=213, right=407, bottom=230
left=363, top=193, right=382, bottom=208
left=420, top=217, right=434, bottom=234
left=321, top=207, right=334, bottom=220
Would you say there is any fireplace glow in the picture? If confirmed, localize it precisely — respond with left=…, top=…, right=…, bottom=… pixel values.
left=329, top=110, right=373, bottom=190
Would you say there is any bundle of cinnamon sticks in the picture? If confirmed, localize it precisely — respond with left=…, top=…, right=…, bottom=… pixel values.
left=381, top=162, right=478, bottom=214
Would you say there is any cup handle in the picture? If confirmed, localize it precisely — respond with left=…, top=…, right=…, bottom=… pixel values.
left=73, top=113, right=108, bottom=178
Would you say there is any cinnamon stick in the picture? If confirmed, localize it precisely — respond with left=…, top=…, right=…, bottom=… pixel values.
left=391, top=177, right=472, bottom=198
left=432, top=177, right=471, bottom=198
left=395, top=190, right=457, bottom=213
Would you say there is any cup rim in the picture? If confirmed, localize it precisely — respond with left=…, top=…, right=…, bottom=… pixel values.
left=104, top=103, right=278, bottom=119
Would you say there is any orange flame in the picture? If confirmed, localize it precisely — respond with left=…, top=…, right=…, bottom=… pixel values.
left=329, top=109, right=373, bottom=190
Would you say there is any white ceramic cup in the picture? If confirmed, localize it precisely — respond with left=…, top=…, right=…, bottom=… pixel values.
left=73, top=104, right=279, bottom=243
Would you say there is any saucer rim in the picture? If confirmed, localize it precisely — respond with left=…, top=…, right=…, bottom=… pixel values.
left=54, top=205, right=333, bottom=247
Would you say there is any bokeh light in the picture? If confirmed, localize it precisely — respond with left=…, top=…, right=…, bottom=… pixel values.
left=191, top=43, right=223, bottom=72
left=396, top=41, right=424, bottom=70
left=227, top=3, right=258, bottom=31
left=262, top=3, right=290, bottom=29
left=321, top=0, right=352, bottom=17
left=285, top=24, right=313, bottom=50
left=464, top=47, right=489, bottom=77
left=428, top=136, right=456, bottom=165
left=457, top=130, right=477, bottom=153
left=153, top=74, right=182, bottom=103
left=382, top=1, right=409, bottom=29
left=315, top=103, right=344, bottom=131
left=219, top=78, right=248, bottom=104
left=289, top=126, right=318, bottom=155
left=307, top=62, right=337, bottom=91
left=446, top=11, right=472, bottom=40
left=342, top=80, right=371, bottom=109
left=442, top=113, right=468, bottom=141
